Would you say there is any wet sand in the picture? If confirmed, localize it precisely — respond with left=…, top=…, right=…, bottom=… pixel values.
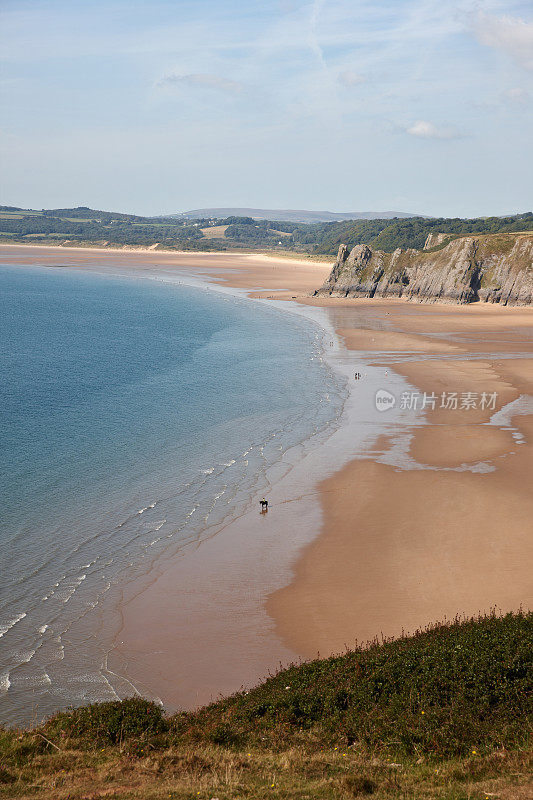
left=270, top=298, right=533, bottom=655
left=2, top=244, right=532, bottom=708
left=0, top=244, right=331, bottom=295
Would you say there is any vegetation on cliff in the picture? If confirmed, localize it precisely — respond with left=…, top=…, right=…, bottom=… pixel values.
left=310, top=213, right=533, bottom=255
left=1, top=611, right=531, bottom=798
left=1, top=205, right=532, bottom=256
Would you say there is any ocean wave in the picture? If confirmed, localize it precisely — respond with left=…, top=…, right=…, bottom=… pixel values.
left=12, top=649, right=36, bottom=667
left=11, top=671, right=52, bottom=689
left=0, top=672, right=10, bottom=695
left=53, top=635, right=65, bottom=660
left=201, top=468, right=214, bottom=475
left=38, top=624, right=49, bottom=635
left=0, top=612, right=27, bottom=639
left=54, top=574, right=87, bottom=604
left=137, top=502, right=157, bottom=515
left=42, top=577, right=64, bottom=601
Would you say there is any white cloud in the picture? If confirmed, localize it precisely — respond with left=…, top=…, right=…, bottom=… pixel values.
left=405, top=120, right=458, bottom=139
left=473, top=12, right=533, bottom=71
left=157, top=73, right=244, bottom=94
left=338, top=70, right=365, bottom=87
left=503, top=86, right=530, bottom=103
left=309, top=0, right=327, bottom=67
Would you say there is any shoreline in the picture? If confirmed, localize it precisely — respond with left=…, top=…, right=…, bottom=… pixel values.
left=0, top=241, right=333, bottom=268
left=269, top=299, right=533, bottom=655
left=1, top=245, right=532, bottom=716
left=0, top=246, right=354, bottom=717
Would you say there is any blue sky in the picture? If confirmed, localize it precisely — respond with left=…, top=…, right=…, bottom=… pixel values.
left=0, top=0, right=532, bottom=216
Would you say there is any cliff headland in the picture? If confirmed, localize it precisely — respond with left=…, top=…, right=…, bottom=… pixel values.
left=316, top=232, right=533, bottom=305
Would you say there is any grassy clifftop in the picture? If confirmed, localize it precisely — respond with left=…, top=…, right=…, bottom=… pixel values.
left=1, top=611, right=531, bottom=798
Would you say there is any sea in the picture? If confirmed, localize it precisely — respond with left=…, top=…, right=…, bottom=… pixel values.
left=0, top=264, right=346, bottom=726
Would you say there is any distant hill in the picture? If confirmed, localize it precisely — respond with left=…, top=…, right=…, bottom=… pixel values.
left=173, top=208, right=422, bottom=223
left=1, top=205, right=531, bottom=256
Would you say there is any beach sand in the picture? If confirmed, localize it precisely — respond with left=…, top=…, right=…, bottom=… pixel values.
left=270, top=299, right=533, bottom=655
left=2, top=244, right=532, bottom=708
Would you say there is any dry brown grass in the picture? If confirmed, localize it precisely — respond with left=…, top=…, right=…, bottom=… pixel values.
left=200, top=225, right=228, bottom=239
left=2, top=740, right=531, bottom=799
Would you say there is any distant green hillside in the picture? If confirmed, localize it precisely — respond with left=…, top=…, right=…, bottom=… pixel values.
left=309, top=213, right=533, bottom=254
left=1, top=611, right=531, bottom=799
left=1, top=205, right=532, bottom=255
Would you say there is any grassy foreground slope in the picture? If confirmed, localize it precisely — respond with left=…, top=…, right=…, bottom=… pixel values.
left=1, top=612, right=531, bottom=799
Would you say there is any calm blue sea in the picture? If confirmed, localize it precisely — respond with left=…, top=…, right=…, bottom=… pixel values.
left=0, top=265, right=344, bottom=725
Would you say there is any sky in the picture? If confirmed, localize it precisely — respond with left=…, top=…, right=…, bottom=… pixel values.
left=0, top=0, right=532, bottom=217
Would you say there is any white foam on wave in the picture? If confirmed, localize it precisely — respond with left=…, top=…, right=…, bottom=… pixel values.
left=201, top=468, right=214, bottom=475
left=0, top=672, right=10, bottom=694
left=53, top=635, right=65, bottom=660
left=138, top=502, right=157, bottom=515
left=38, top=624, right=49, bottom=635
left=42, top=579, right=62, bottom=601
left=222, top=460, right=236, bottom=467
left=12, top=671, right=52, bottom=689
left=0, top=612, right=27, bottom=639
left=12, top=648, right=36, bottom=666
left=59, top=574, right=87, bottom=604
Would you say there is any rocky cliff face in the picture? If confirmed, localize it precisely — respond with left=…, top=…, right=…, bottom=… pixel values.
left=316, top=233, right=533, bottom=305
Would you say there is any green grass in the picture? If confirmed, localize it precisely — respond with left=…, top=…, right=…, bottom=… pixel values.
left=0, top=611, right=531, bottom=798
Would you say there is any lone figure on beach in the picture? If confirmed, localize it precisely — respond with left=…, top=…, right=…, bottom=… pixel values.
left=260, top=498, right=268, bottom=512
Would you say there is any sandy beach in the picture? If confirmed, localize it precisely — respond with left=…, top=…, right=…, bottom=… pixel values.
left=270, top=300, right=533, bottom=655
left=2, top=243, right=532, bottom=711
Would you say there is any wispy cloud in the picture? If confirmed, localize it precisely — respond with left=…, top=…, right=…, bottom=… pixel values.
left=502, top=86, right=530, bottom=103
left=405, top=120, right=460, bottom=140
left=473, top=12, right=533, bottom=71
left=338, top=70, right=365, bottom=87
left=309, top=0, right=327, bottom=68
left=1, top=0, right=532, bottom=216
left=157, top=72, right=244, bottom=93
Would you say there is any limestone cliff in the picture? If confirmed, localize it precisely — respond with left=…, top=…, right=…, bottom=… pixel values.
left=315, top=233, right=533, bottom=305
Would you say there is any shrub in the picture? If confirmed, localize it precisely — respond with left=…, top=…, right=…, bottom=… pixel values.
left=46, top=697, right=168, bottom=745
left=178, top=611, right=532, bottom=758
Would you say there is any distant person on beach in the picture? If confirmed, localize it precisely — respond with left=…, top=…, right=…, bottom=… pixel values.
left=260, top=498, right=268, bottom=512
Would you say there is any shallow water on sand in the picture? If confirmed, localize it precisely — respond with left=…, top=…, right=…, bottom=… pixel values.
left=0, top=265, right=346, bottom=725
